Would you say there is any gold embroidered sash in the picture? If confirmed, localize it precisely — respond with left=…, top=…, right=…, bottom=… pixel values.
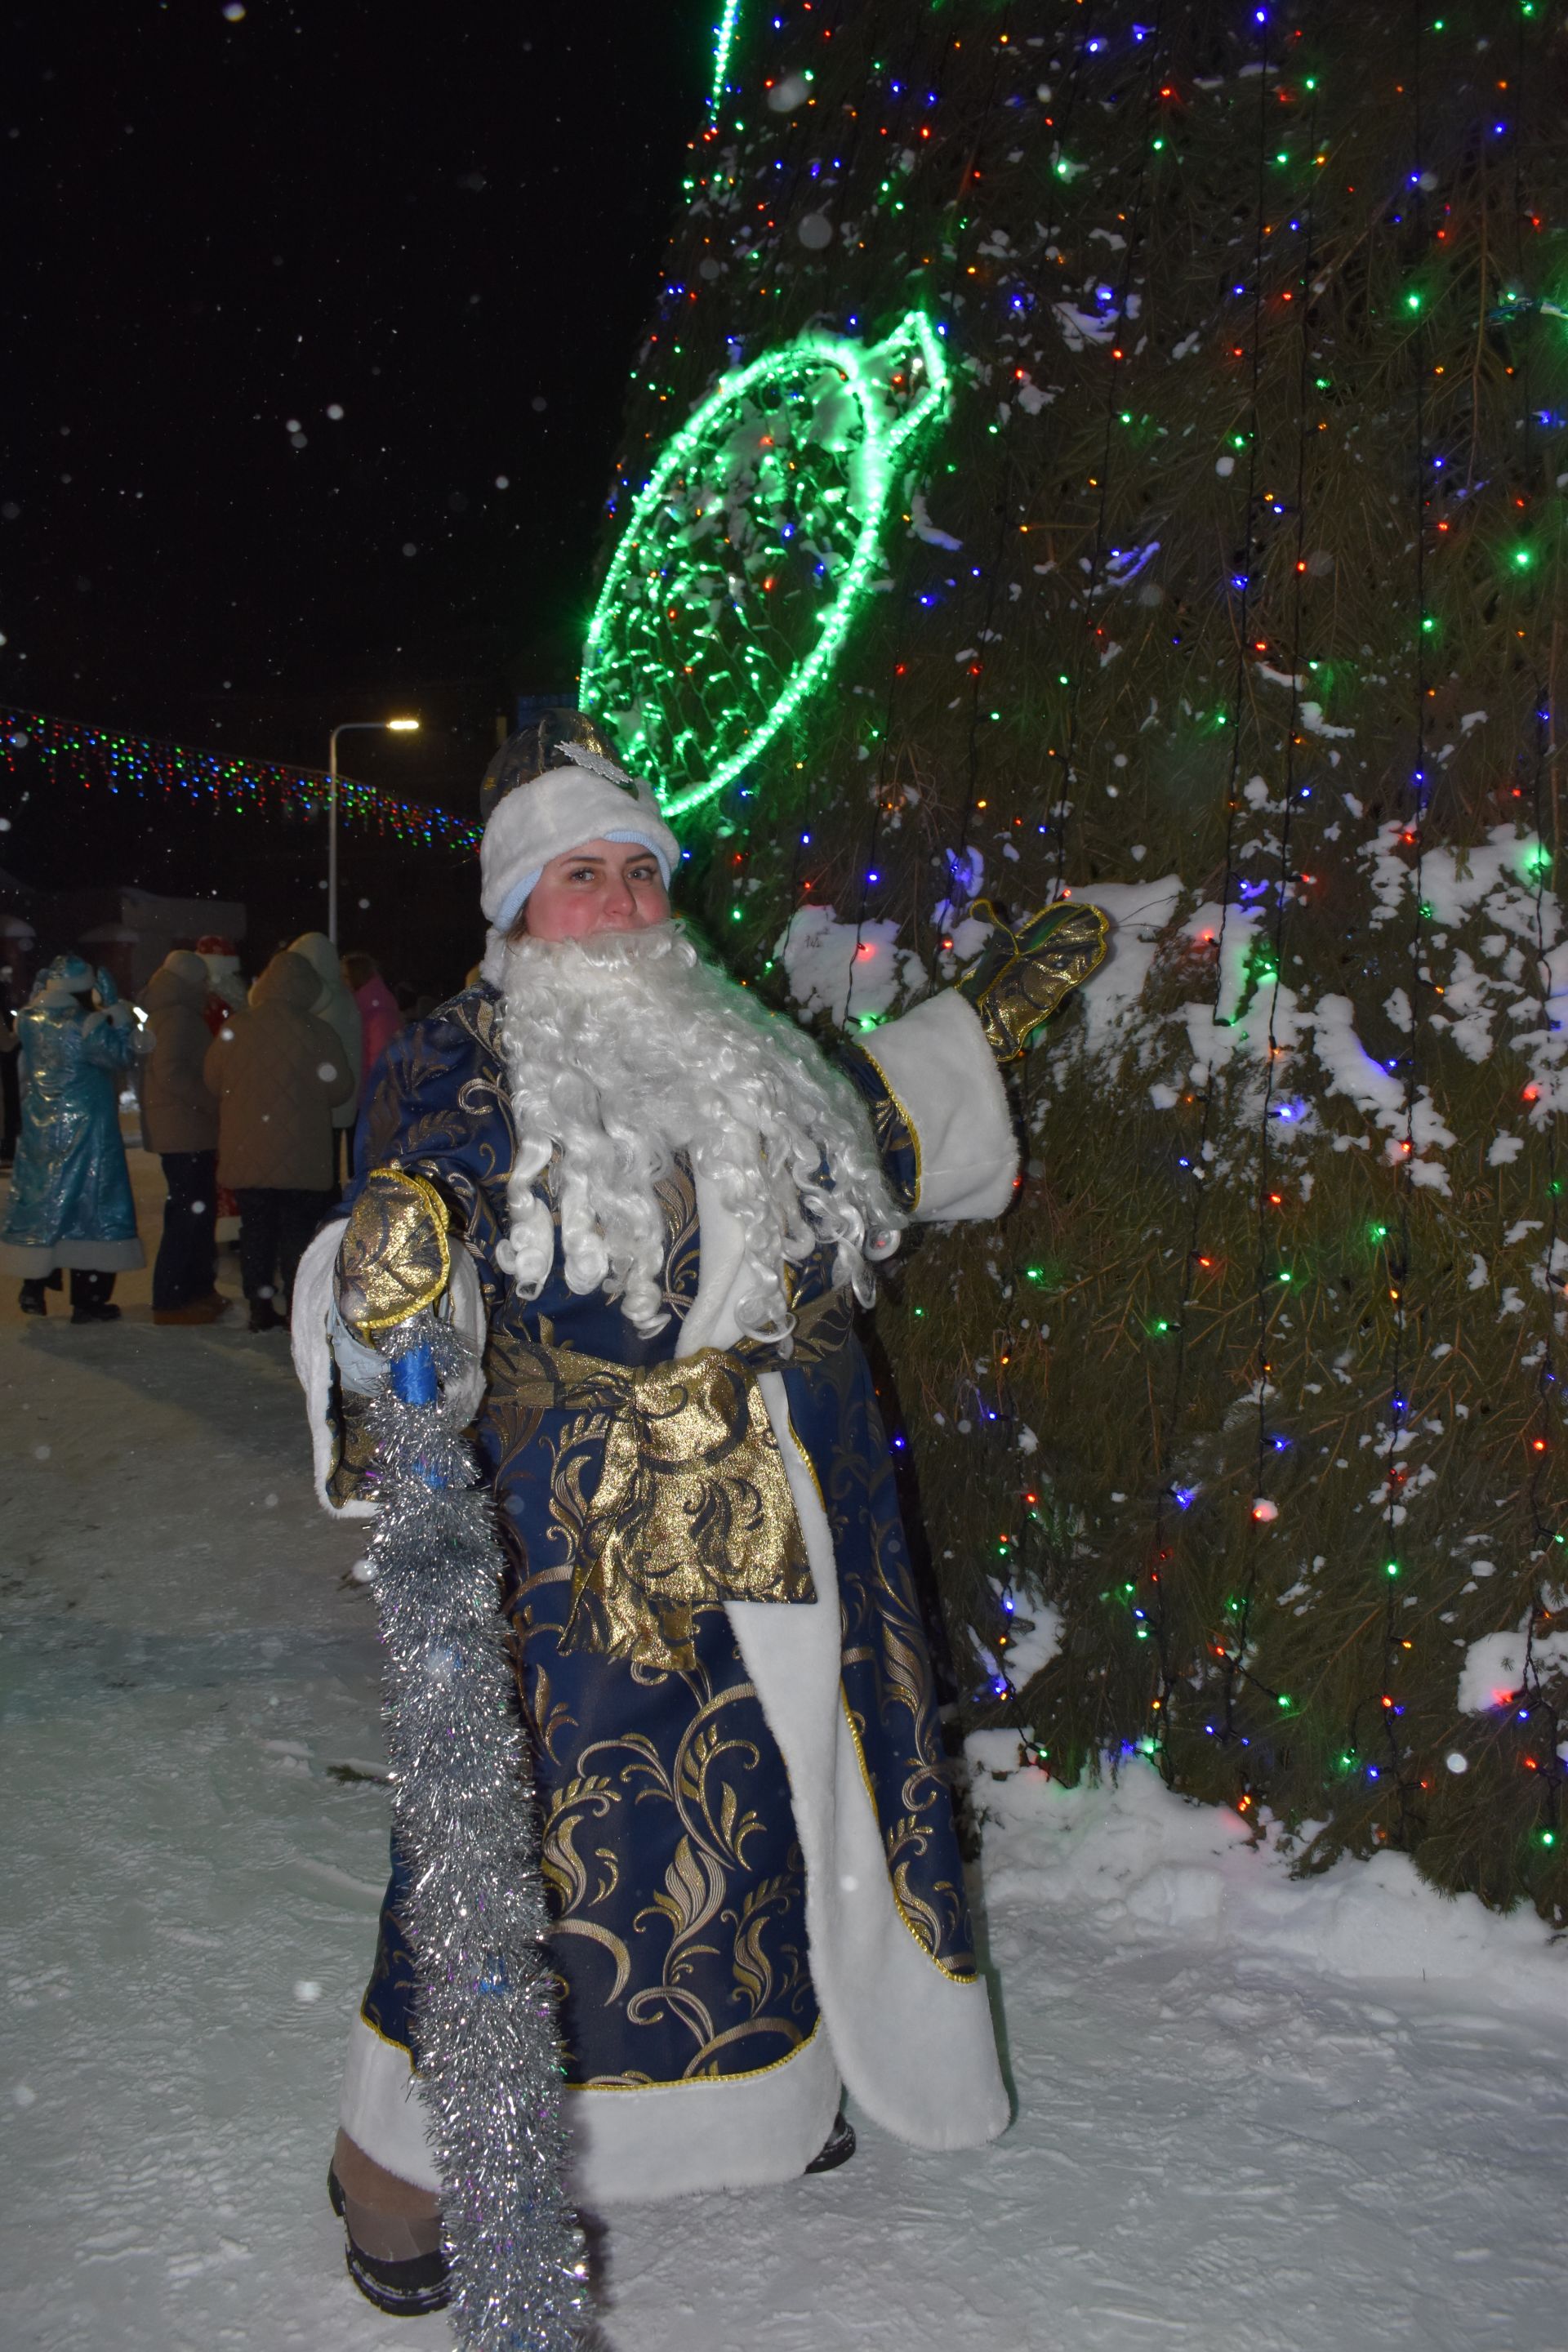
left=506, top=1288, right=854, bottom=1675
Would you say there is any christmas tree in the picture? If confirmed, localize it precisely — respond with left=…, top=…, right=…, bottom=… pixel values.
left=585, top=0, right=1568, bottom=1916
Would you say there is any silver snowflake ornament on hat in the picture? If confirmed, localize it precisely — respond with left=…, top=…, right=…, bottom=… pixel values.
left=555, top=738, right=640, bottom=793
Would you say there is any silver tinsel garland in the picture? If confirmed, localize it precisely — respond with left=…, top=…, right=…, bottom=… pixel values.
left=365, top=1314, right=587, bottom=2349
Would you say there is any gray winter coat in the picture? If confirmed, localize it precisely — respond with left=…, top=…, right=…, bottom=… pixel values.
left=204, top=951, right=354, bottom=1191
left=290, top=931, right=363, bottom=1130
left=139, top=951, right=219, bottom=1156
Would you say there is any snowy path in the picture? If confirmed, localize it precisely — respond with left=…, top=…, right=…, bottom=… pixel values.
left=3, top=1165, right=1566, bottom=2350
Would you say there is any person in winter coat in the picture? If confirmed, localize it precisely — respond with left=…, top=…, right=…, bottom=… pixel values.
left=290, top=932, right=363, bottom=1176
left=139, top=949, right=226, bottom=1326
left=339, top=951, right=402, bottom=1080
left=0, top=955, right=150, bottom=1321
left=204, top=951, right=353, bottom=1332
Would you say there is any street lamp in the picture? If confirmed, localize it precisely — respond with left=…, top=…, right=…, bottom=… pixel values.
left=327, top=717, right=420, bottom=946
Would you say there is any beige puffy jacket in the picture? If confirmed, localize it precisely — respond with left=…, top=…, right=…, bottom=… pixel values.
left=204, top=951, right=354, bottom=1191
left=139, top=951, right=219, bottom=1156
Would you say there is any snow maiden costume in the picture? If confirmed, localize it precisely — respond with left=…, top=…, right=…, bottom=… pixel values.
left=292, top=715, right=1107, bottom=2322
left=1, top=955, right=149, bottom=1321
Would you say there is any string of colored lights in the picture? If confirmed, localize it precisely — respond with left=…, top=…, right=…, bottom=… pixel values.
left=1367, top=21, right=1433, bottom=1850
left=1142, top=15, right=1282, bottom=1786
left=1508, top=0, right=1565, bottom=1854
left=580, top=310, right=951, bottom=822
left=1220, top=75, right=1299, bottom=1762
left=0, top=707, right=479, bottom=851
left=997, top=9, right=1169, bottom=1744
left=854, top=22, right=1095, bottom=1618
left=1042, top=11, right=1154, bottom=905
left=1224, top=49, right=1325, bottom=1784
left=845, top=40, right=996, bottom=1032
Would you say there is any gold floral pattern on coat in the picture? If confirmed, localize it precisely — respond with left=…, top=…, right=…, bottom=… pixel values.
left=529, top=1655, right=814, bottom=2084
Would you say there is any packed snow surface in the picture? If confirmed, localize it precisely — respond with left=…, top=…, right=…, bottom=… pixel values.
left=3, top=1160, right=1567, bottom=2350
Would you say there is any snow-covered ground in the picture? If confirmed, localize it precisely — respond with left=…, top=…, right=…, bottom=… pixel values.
left=4, top=1158, right=1567, bottom=2351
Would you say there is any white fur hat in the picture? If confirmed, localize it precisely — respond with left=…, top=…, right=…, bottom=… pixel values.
left=35, top=954, right=96, bottom=1009
left=478, top=742, right=679, bottom=933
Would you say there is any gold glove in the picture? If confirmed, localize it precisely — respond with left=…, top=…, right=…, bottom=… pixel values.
left=336, top=1165, right=452, bottom=1337
left=956, top=898, right=1111, bottom=1062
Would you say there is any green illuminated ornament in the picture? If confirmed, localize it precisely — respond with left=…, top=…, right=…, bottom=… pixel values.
left=708, top=0, right=742, bottom=118
left=580, top=312, right=951, bottom=821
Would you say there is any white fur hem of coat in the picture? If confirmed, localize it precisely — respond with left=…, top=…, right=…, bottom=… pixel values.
left=340, top=2007, right=841, bottom=2206
left=0, top=1236, right=145, bottom=1276
left=852, top=989, right=1018, bottom=1222
left=734, top=1370, right=1010, bottom=2154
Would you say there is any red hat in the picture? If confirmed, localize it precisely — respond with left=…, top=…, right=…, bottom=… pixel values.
left=194, top=934, right=238, bottom=956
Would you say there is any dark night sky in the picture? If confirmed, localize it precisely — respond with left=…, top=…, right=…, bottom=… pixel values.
left=2, top=0, right=706, bottom=964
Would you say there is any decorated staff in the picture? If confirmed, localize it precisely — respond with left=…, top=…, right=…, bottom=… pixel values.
left=292, top=710, right=1107, bottom=2326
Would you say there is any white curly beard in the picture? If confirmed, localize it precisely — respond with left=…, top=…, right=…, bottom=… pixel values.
left=489, top=923, right=902, bottom=1340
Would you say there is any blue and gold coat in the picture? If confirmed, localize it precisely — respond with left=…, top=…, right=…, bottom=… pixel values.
left=320, top=978, right=1018, bottom=2203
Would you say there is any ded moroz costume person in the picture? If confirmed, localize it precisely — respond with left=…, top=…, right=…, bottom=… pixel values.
left=292, top=714, right=1108, bottom=2323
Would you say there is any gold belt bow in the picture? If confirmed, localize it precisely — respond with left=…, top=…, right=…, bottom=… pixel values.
left=509, top=1289, right=854, bottom=1675
left=334, top=1165, right=855, bottom=1675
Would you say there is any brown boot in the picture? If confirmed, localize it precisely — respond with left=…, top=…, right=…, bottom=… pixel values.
left=153, top=1298, right=226, bottom=1326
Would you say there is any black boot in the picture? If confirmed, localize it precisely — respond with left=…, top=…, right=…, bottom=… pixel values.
left=804, top=2111, right=857, bottom=2174
left=18, top=1279, right=48, bottom=1316
left=327, top=2165, right=451, bottom=2318
left=69, top=1271, right=121, bottom=1325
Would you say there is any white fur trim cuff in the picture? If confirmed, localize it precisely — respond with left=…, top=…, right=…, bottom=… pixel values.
left=291, top=1223, right=376, bottom=1518
left=857, top=990, right=1018, bottom=1221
